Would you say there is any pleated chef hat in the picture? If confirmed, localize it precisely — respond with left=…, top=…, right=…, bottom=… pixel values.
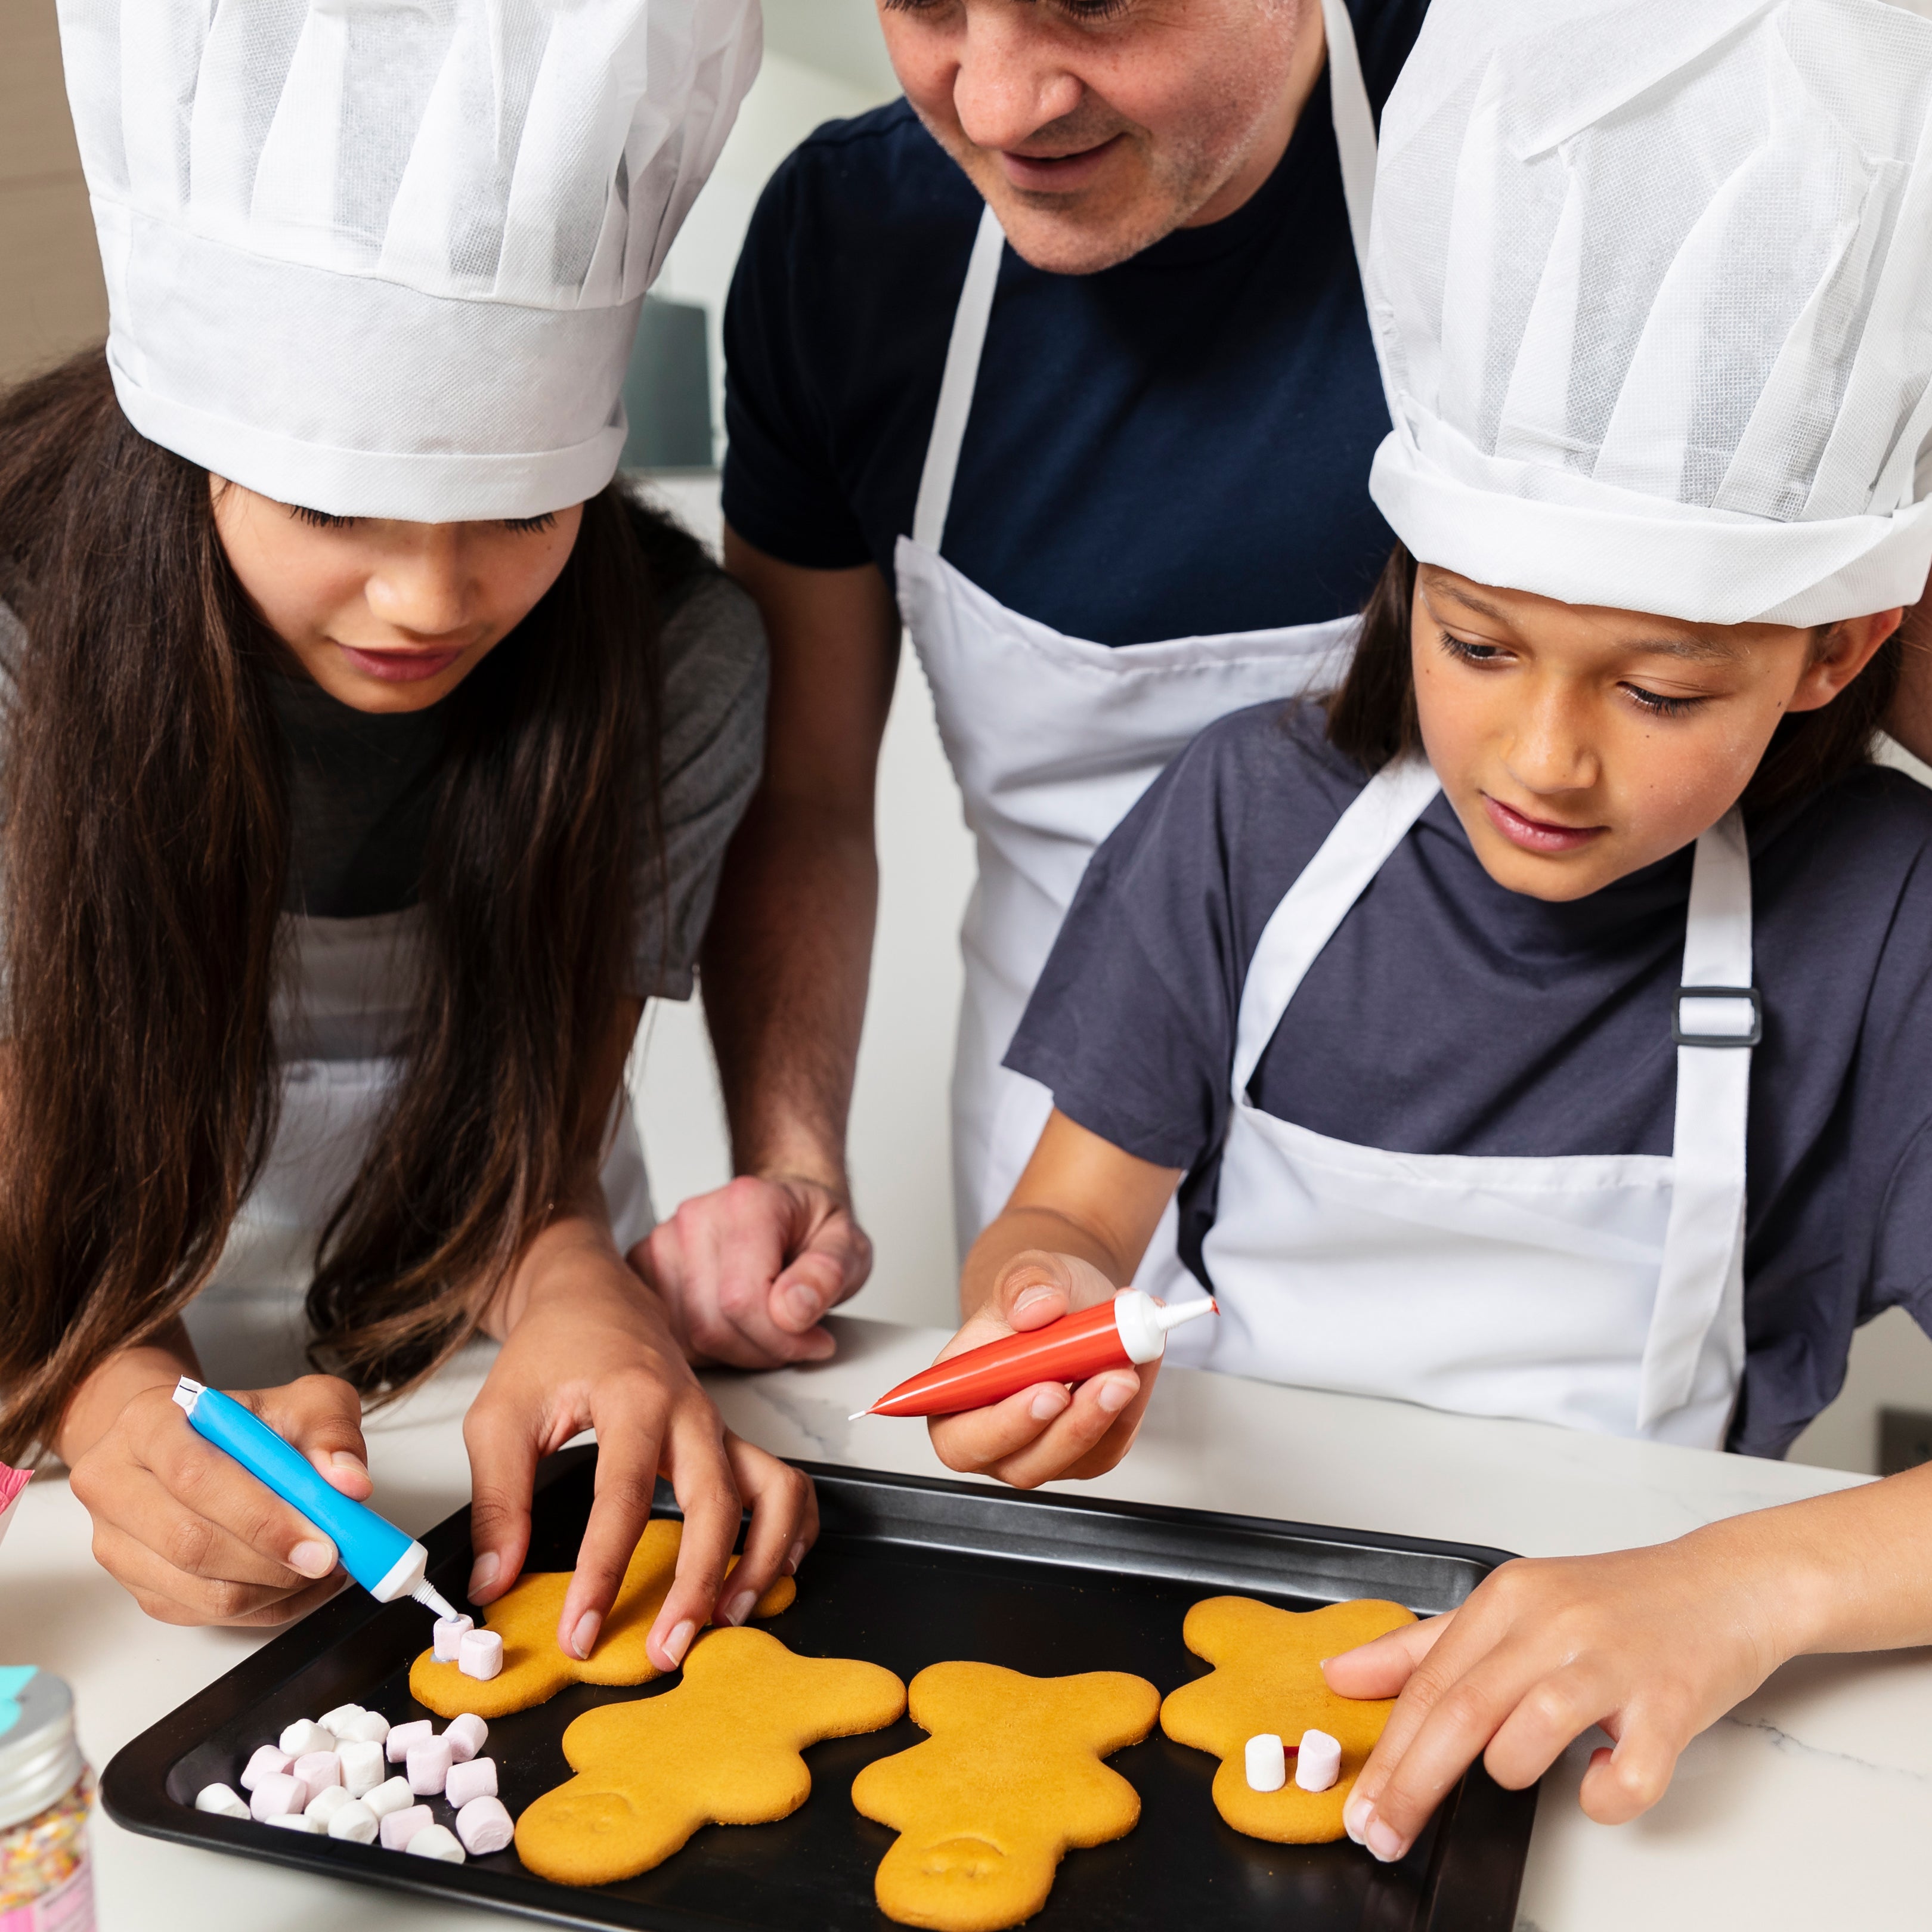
left=1364, top=0, right=1932, bottom=626
left=55, top=0, right=760, bottom=521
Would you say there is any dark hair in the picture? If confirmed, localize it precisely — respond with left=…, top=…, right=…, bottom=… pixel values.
left=1327, top=542, right=1905, bottom=817
left=0, top=349, right=691, bottom=1460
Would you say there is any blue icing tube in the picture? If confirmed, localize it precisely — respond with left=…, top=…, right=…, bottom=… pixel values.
left=172, top=1379, right=459, bottom=1619
left=0, top=1665, right=36, bottom=1738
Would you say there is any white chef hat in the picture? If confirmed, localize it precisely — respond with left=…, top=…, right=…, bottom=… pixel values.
left=1364, top=0, right=1932, bottom=627
left=55, top=0, right=760, bottom=521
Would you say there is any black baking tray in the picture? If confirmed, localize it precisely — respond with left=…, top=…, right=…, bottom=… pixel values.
left=103, top=1452, right=1536, bottom=1931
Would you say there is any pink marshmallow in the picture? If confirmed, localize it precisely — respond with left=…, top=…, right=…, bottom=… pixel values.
left=444, top=1713, right=487, bottom=1763
left=378, top=1803, right=432, bottom=1852
left=432, top=1614, right=473, bottom=1663
left=292, top=1750, right=339, bottom=1791
left=455, top=1794, right=513, bottom=1857
left=405, top=1735, right=454, bottom=1796
left=239, top=1745, right=292, bottom=1792
left=249, top=1772, right=308, bottom=1822
left=457, top=1629, right=503, bottom=1681
left=444, top=1756, right=497, bottom=1809
left=385, top=1719, right=432, bottom=1764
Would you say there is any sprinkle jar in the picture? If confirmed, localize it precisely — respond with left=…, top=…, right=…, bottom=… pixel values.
left=0, top=1670, right=92, bottom=1931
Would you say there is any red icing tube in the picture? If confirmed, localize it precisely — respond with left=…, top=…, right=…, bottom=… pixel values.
left=853, top=1289, right=1218, bottom=1420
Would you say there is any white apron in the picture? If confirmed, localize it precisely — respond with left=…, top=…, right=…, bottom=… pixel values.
left=897, top=0, right=1384, bottom=1289
left=184, top=911, right=653, bottom=1388
left=1173, top=760, right=1757, bottom=1449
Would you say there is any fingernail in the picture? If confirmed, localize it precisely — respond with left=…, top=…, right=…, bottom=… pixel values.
left=571, top=1611, right=602, bottom=1660
left=663, top=1618, right=697, bottom=1667
left=1095, top=1374, right=1136, bottom=1414
left=329, top=1450, right=368, bottom=1478
left=783, top=1540, right=806, bottom=1577
left=1342, top=1793, right=1372, bottom=1844
left=467, top=1552, right=500, bottom=1599
left=1365, top=1815, right=1405, bottom=1863
left=722, top=1590, right=756, bottom=1627
left=289, top=1539, right=336, bottom=1578
left=1029, top=1385, right=1070, bottom=1423
left=781, top=1282, right=820, bottom=1328
left=1014, top=1286, right=1057, bottom=1314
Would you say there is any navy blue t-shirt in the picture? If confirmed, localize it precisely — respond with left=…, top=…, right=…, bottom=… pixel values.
left=721, top=0, right=1430, bottom=645
left=1007, top=704, right=1932, bottom=1459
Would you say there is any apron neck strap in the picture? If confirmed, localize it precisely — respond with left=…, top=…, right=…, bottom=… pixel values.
left=910, top=7, right=1383, bottom=556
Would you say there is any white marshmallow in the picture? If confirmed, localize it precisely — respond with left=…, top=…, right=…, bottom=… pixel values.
left=432, top=1614, right=474, bottom=1663
left=379, top=1803, right=433, bottom=1852
left=304, top=1785, right=355, bottom=1826
left=457, top=1629, right=503, bottom=1681
left=406, top=1824, right=466, bottom=1864
left=1244, top=1733, right=1287, bottom=1793
left=249, top=1773, right=308, bottom=1822
left=405, top=1736, right=454, bottom=1795
left=267, top=1812, right=322, bottom=1833
left=385, top=1719, right=432, bottom=1764
left=1295, top=1728, right=1342, bottom=1794
left=327, top=1798, right=380, bottom=1845
left=363, top=1776, right=416, bottom=1820
left=318, top=1703, right=366, bottom=1738
left=194, top=1783, right=250, bottom=1819
left=336, top=1738, right=385, bottom=1797
left=292, top=1750, right=339, bottom=1791
left=444, top=1756, right=497, bottom=1809
left=455, top=1795, right=513, bottom=1857
left=338, top=1710, right=390, bottom=1746
left=444, top=1713, right=488, bottom=1763
left=278, top=1718, right=333, bottom=1757
left=239, top=1745, right=292, bottom=1792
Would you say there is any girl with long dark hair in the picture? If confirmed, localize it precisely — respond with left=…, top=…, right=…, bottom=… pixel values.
left=3, top=0, right=808, bottom=1673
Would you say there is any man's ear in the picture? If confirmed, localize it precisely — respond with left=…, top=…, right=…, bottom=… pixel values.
left=1787, top=608, right=1904, bottom=714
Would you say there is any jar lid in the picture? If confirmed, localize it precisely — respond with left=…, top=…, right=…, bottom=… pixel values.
left=0, top=1670, right=85, bottom=1831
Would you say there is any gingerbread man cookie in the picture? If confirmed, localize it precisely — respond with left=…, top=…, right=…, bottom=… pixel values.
left=513, top=1627, right=905, bottom=1887
left=409, top=1519, right=796, bottom=1718
left=851, top=1662, right=1160, bottom=1932
left=1159, top=1594, right=1415, bottom=1843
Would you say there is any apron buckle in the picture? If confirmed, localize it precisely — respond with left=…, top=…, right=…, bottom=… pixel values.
left=1672, top=986, right=1761, bottom=1048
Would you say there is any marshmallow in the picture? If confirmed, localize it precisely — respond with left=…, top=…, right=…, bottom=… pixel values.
left=337, top=1738, right=385, bottom=1798
left=292, top=1750, right=339, bottom=1791
left=1295, top=1728, right=1342, bottom=1794
left=239, top=1745, right=292, bottom=1792
left=444, top=1713, right=487, bottom=1763
left=267, top=1812, right=323, bottom=1833
left=385, top=1719, right=432, bottom=1764
left=304, top=1785, right=355, bottom=1826
left=318, top=1703, right=367, bottom=1738
left=249, top=1773, right=308, bottom=1822
left=338, top=1710, right=390, bottom=1746
left=406, top=1824, right=466, bottom=1864
left=405, top=1736, right=454, bottom=1796
left=379, top=1803, right=433, bottom=1852
left=444, top=1756, right=497, bottom=1809
left=278, top=1718, right=333, bottom=1757
left=1244, top=1733, right=1287, bottom=1794
left=432, top=1615, right=474, bottom=1663
left=194, top=1783, right=250, bottom=1819
left=363, top=1776, right=416, bottom=1820
left=455, top=1794, right=513, bottom=1857
left=457, top=1630, right=503, bottom=1681
left=327, top=1798, right=380, bottom=1845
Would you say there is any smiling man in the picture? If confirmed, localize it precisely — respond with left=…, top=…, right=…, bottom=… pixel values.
left=628, top=0, right=1432, bottom=1366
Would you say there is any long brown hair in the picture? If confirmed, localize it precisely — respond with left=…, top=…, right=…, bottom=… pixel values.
left=1327, top=543, right=1905, bottom=816
left=0, top=351, right=684, bottom=1460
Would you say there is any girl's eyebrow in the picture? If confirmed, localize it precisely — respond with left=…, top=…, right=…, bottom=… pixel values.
left=1623, top=635, right=1745, bottom=663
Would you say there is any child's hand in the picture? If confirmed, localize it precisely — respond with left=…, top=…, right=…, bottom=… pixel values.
left=465, top=1213, right=817, bottom=1671
left=1323, top=1532, right=1792, bottom=1862
left=927, top=1250, right=1158, bottom=1488
left=67, top=1370, right=371, bottom=1626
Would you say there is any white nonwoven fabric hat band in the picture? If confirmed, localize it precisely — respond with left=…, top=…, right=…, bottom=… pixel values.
left=1363, top=0, right=1932, bottom=626
left=58, top=0, right=761, bottom=521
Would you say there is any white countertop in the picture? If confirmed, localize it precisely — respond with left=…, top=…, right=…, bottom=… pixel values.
left=5, top=1315, right=1922, bottom=1931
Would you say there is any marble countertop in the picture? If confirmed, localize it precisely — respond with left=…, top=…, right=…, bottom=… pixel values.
left=5, top=1315, right=1922, bottom=1931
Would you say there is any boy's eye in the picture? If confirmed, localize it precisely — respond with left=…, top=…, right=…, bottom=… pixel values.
left=1621, top=683, right=1707, bottom=719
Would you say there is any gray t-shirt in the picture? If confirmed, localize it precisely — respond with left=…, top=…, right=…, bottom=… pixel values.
left=0, top=567, right=766, bottom=1003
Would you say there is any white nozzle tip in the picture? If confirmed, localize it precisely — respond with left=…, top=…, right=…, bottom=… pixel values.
left=1153, top=1296, right=1219, bottom=1333
left=413, top=1583, right=460, bottom=1622
left=171, top=1377, right=205, bottom=1414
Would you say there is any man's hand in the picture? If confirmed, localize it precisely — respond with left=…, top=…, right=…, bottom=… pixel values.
left=632, top=1174, right=872, bottom=1368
